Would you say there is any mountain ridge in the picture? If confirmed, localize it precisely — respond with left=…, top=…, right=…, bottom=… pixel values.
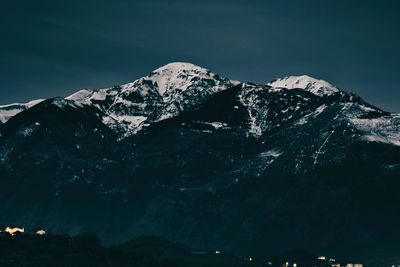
left=0, top=99, right=45, bottom=124
left=1, top=62, right=398, bottom=146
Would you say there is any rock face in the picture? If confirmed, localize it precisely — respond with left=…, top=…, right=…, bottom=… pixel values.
left=0, top=63, right=399, bottom=262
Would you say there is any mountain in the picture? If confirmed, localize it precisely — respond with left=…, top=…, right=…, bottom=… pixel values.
left=66, top=62, right=239, bottom=137
left=0, top=63, right=399, bottom=264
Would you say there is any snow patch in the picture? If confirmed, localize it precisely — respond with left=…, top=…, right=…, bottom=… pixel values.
left=258, top=149, right=282, bottom=165
left=296, top=104, right=328, bottom=125
left=258, top=149, right=282, bottom=158
left=349, top=115, right=400, bottom=146
left=103, top=114, right=147, bottom=137
left=195, top=121, right=229, bottom=130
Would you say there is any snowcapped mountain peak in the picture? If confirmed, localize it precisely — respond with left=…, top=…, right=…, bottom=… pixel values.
left=67, top=62, right=239, bottom=104
left=127, top=62, right=239, bottom=96
left=137, top=62, right=208, bottom=96
left=152, top=62, right=205, bottom=74
left=267, top=75, right=339, bottom=96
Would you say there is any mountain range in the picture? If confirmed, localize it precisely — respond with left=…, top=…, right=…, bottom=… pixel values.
left=0, top=62, right=399, bottom=263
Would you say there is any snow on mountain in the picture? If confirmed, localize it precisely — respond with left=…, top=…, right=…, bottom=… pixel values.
left=142, top=62, right=238, bottom=96
left=349, top=114, right=400, bottom=146
left=0, top=99, right=44, bottom=124
left=67, top=62, right=240, bottom=137
left=67, top=69, right=400, bottom=145
left=0, top=63, right=398, bottom=147
left=237, top=82, right=400, bottom=147
left=267, top=75, right=339, bottom=96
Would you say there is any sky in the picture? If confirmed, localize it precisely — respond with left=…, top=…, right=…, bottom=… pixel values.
left=1, top=0, right=399, bottom=111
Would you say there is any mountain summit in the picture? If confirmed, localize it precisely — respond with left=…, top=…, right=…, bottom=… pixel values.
left=142, top=62, right=240, bottom=96
left=268, top=75, right=339, bottom=96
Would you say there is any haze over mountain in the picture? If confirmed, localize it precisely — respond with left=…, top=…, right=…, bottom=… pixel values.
left=0, top=63, right=399, bottom=264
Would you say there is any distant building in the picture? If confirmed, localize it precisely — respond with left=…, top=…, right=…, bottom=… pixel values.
left=5, top=227, right=24, bottom=236
left=36, top=230, right=46, bottom=235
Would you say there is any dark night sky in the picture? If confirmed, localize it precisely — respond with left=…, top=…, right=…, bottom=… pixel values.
left=1, top=0, right=399, bottom=111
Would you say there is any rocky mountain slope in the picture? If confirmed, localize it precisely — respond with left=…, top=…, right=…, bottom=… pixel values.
left=0, top=63, right=399, bottom=263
